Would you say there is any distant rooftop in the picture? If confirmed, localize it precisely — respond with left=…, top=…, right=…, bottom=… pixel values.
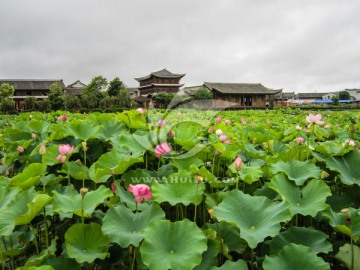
left=204, top=82, right=281, bottom=95
left=135, top=68, right=185, bottom=81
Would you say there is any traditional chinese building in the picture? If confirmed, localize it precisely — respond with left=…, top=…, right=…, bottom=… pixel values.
left=203, top=82, right=281, bottom=108
left=64, top=80, right=87, bottom=96
left=0, top=79, right=65, bottom=110
left=134, top=68, right=185, bottom=95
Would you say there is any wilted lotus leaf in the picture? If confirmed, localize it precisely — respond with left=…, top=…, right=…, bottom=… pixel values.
left=213, top=190, right=291, bottom=249
left=140, top=219, right=207, bottom=270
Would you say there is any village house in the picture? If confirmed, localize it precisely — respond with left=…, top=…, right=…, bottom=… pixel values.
left=64, top=80, right=87, bottom=96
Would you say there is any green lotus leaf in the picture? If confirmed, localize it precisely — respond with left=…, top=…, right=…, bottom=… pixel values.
left=0, top=188, right=37, bottom=236
left=60, top=162, right=89, bottom=180
left=24, top=237, right=58, bottom=267
left=121, top=168, right=155, bottom=187
left=322, top=207, right=360, bottom=240
left=65, top=223, right=109, bottom=264
left=269, top=226, right=332, bottom=254
left=238, top=164, right=263, bottom=184
left=210, top=260, right=248, bottom=270
left=53, top=185, right=113, bottom=217
left=244, top=143, right=266, bottom=158
left=89, top=150, right=143, bottom=182
left=116, top=110, right=147, bottom=129
left=15, top=194, right=53, bottom=225
left=205, top=191, right=227, bottom=210
left=0, top=231, right=29, bottom=258
left=335, top=243, right=360, bottom=270
left=193, top=239, right=219, bottom=270
left=213, top=190, right=291, bottom=249
left=270, top=159, right=321, bottom=185
left=9, top=163, right=47, bottom=189
left=19, top=266, right=54, bottom=270
left=269, top=174, right=331, bottom=217
left=173, top=123, right=202, bottom=150
left=152, top=170, right=205, bottom=206
left=206, top=222, right=247, bottom=254
left=0, top=186, right=20, bottom=211
left=42, top=255, right=81, bottom=270
left=112, top=132, right=152, bottom=156
left=27, top=119, right=51, bottom=134
left=263, top=243, right=330, bottom=270
left=248, top=130, right=268, bottom=144
left=140, top=219, right=207, bottom=270
left=314, top=150, right=360, bottom=186
left=190, top=165, right=232, bottom=188
left=171, top=154, right=204, bottom=170
left=100, top=119, right=125, bottom=140
left=102, top=204, right=165, bottom=247
left=67, top=120, right=101, bottom=140
left=4, top=127, right=32, bottom=142
left=41, top=144, right=63, bottom=166
left=315, top=141, right=350, bottom=156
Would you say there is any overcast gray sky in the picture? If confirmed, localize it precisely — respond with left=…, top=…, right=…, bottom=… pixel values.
left=1, top=0, right=359, bottom=93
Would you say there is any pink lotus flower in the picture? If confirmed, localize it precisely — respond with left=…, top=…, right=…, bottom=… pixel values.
left=128, top=184, right=152, bottom=203
left=225, top=120, right=231, bottom=125
left=155, top=142, right=172, bottom=158
left=136, top=108, right=147, bottom=114
left=306, top=113, right=326, bottom=126
left=215, top=129, right=223, bottom=135
left=39, top=144, right=46, bottom=155
left=169, top=130, right=175, bottom=137
left=157, top=119, right=166, bottom=127
left=296, top=137, right=305, bottom=144
left=17, top=146, right=24, bottom=153
left=241, top=118, right=246, bottom=125
left=215, top=116, right=222, bottom=123
left=208, top=126, right=214, bottom=133
left=325, top=124, right=331, bottom=129
left=57, top=114, right=68, bottom=122
left=219, top=134, right=227, bottom=142
left=56, top=144, right=74, bottom=163
left=234, top=156, right=243, bottom=170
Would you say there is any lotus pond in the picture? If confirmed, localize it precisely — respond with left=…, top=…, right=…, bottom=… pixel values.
left=0, top=108, right=360, bottom=270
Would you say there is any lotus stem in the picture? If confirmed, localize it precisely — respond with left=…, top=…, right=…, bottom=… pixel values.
left=251, top=248, right=254, bottom=270
left=351, top=235, right=354, bottom=270
left=29, top=224, right=39, bottom=255
left=131, top=245, right=136, bottom=270
left=43, top=208, right=49, bottom=248
left=82, top=146, right=87, bottom=188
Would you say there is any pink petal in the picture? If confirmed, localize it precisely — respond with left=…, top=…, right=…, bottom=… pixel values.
left=135, top=196, right=143, bottom=203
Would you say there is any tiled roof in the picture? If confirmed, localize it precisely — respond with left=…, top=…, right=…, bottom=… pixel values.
left=204, top=82, right=281, bottom=95
left=0, top=79, right=65, bottom=90
left=135, top=68, right=185, bottom=81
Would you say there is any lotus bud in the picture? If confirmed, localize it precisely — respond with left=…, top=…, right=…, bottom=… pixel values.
left=341, top=208, right=351, bottom=218
left=17, top=146, right=24, bottom=153
left=196, top=173, right=203, bottom=184
left=111, top=182, right=117, bottom=193
left=80, top=187, right=88, bottom=199
left=320, top=171, right=329, bottom=179
left=82, top=141, right=88, bottom=152
left=215, top=129, right=223, bottom=135
left=296, top=137, right=305, bottom=144
left=31, top=133, right=36, bottom=139
left=169, top=130, right=175, bottom=137
left=215, top=116, right=222, bottom=123
left=208, top=126, right=214, bottom=133
left=225, top=120, right=231, bottom=125
left=39, top=144, right=47, bottom=155
left=234, top=156, right=243, bottom=170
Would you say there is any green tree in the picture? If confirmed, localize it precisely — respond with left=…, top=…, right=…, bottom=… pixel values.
left=331, top=95, right=339, bottom=105
left=0, top=98, right=15, bottom=113
left=36, top=99, right=51, bottom=112
left=193, top=87, right=213, bottom=100
left=0, top=83, right=15, bottom=99
left=82, top=76, right=108, bottom=109
left=118, top=88, right=132, bottom=108
left=64, top=95, right=82, bottom=112
left=108, top=77, right=125, bottom=97
left=339, top=90, right=351, bottom=100
left=48, top=82, right=64, bottom=110
left=24, top=97, right=37, bottom=111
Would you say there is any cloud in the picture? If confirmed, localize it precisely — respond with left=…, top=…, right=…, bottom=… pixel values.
left=0, top=0, right=359, bottom=92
